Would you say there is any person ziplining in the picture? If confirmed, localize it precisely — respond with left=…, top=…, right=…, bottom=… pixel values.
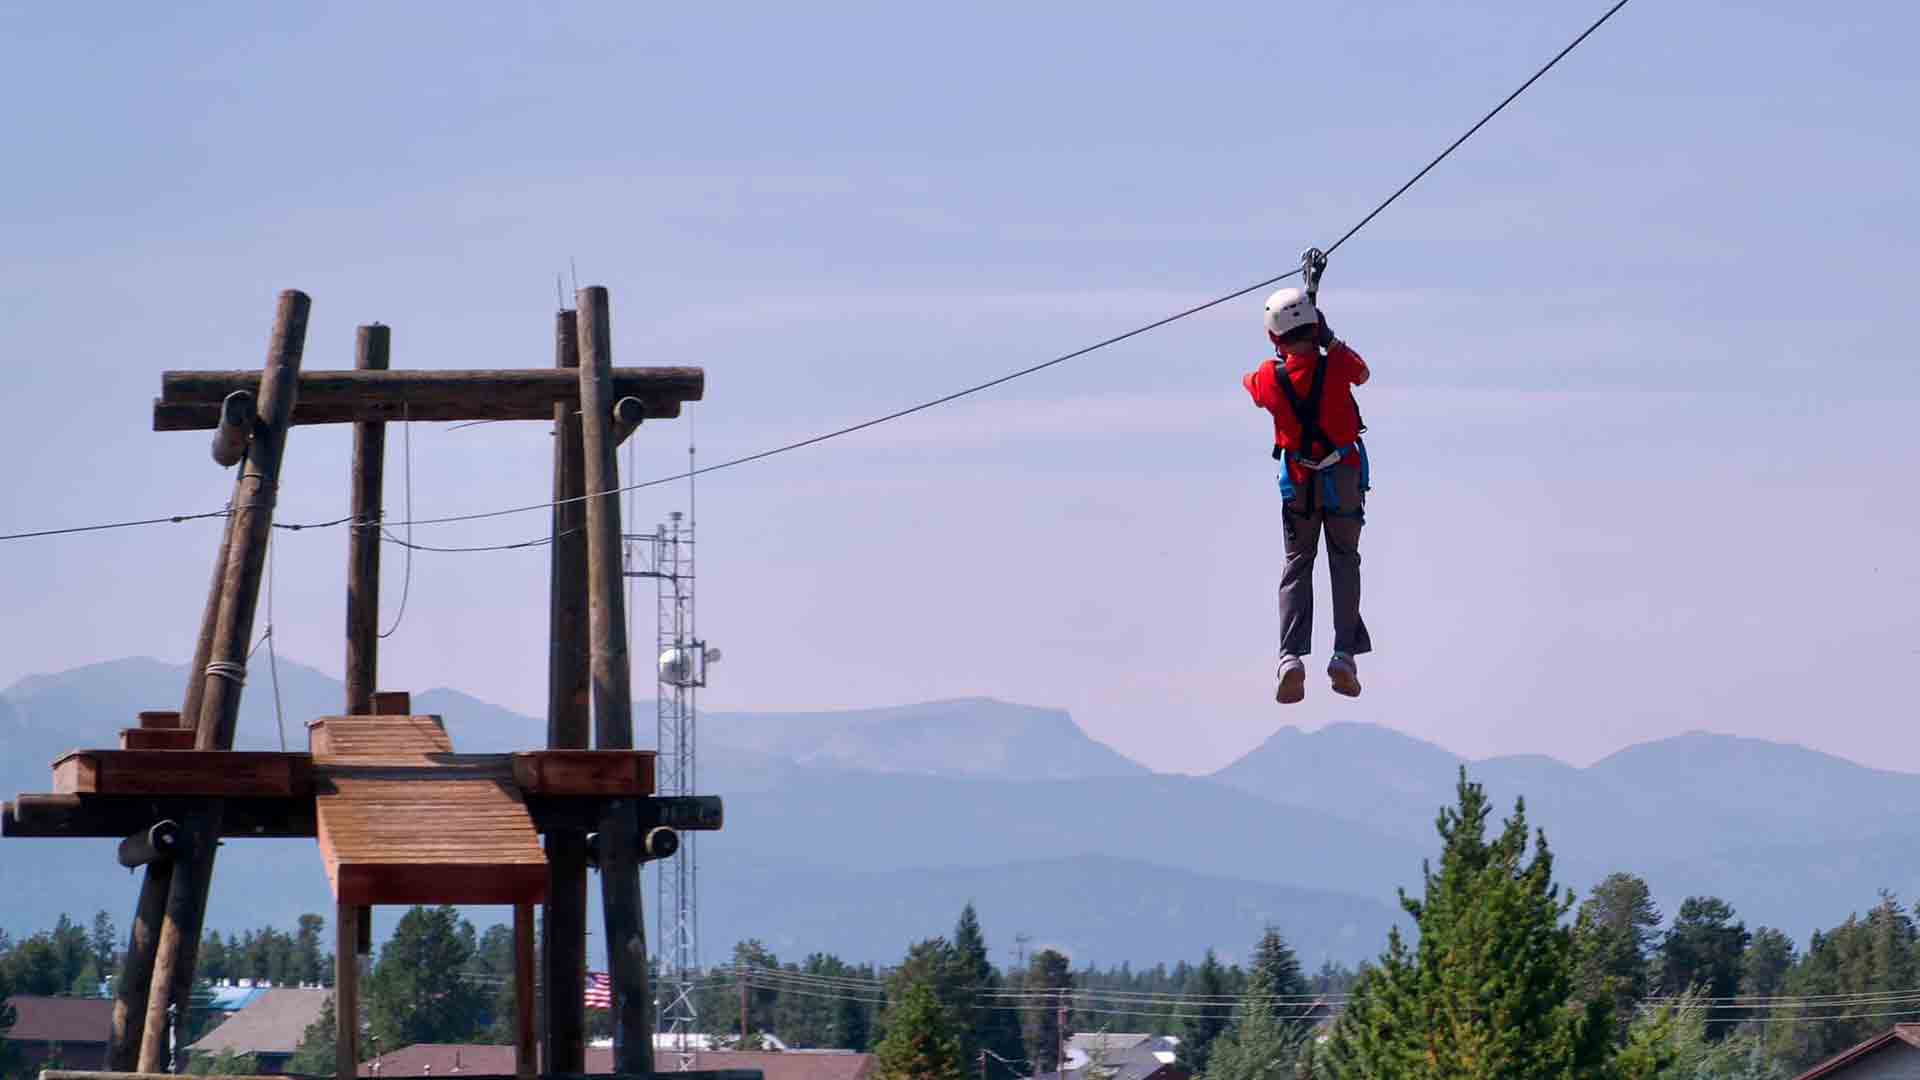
left=1244, top=251, right=1372, bottom=704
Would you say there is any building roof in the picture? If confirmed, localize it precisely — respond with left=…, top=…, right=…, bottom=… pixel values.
left=187, top=988, right=331, bottom=1056
left=1791, top=1023, right=1920, bottom=1079
left=3, top=996, right=113, bottom=1045
left=1037, top=1034, right=1185, bottom=1080
left=362, top=1043, right=874, bottom=1080
left=1067, top=1034, right=1157, bottom=1054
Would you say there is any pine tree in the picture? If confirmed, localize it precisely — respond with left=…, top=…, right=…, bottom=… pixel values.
left=1572, top=872, right=1661, bottom=1039
left=874, top=982, right=965, bottom=1080
left=200, top=933, right=230, bottom=985
left=294, top=915, right=327, bottom=987
left=1319, top=770, right=1613, bottom=1080
left=1768, top=893, right=1917, bottom=1070
left=1022, top=950, right=1072, bottom=1074
left=89, top=911, right=117, bottom=974
left=1207, top=929, right=1312, bottom=1080
left=365, top=906, right=491, bottom=1047
left=1658, top=897, right=1750, bottom=1040
left=949, top=905, right=1025, bottom=1070
left=1178, top=949, right=1233, bottom=1077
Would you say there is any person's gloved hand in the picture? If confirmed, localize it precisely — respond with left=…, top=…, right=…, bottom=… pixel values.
left=1314, top=312, right=1336, bottom=348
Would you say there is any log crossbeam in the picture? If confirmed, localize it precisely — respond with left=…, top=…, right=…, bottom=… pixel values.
left=153, top=368, right=701, bottom=430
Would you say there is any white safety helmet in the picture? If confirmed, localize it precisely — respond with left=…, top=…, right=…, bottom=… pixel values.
left=1263, top=287, right=1318, bottom=338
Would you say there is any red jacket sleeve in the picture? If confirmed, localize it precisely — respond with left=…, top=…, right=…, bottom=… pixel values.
left=1243, top=360, right=1280, bottom=410
left=1330, top=341, right=1370, bottom=387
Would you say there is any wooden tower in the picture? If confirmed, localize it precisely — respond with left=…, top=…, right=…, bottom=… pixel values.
left=3, top=288, right=748, bottom=1080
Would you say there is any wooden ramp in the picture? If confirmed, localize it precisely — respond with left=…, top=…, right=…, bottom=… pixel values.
left=312, top=716, right=547, bottom=905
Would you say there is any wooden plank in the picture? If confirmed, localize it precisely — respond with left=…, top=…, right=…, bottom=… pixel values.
left=515, top=903, right=537, bottom=1079
left=53, top=754, right=98, bottom=794
left=336, top=901, right=359, bottom=1080
left=576, top=287, right=651, bottom=1075
left=138, top=710, right=183, bottom=729
left=512, top=751, right=655, bottom=796
left=314, top=716, right=548, bottom=906
left=335, top=862, right=546, bottom=906
left=120, top=729, right=196, bottom=750
left=310, top=715, right=448, bottom=758
left=371, top=690, right=412, bottom=716
left=345, top=325, right=390, bottom=717
left=161, top=367, right=704, bottom=407
left=155, top=396, right=682, bottom=431
left=50, top=751, right=305, bottom=797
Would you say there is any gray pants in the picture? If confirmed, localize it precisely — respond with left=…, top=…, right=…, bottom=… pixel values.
left=1279, top=463, right=1372, bottom=658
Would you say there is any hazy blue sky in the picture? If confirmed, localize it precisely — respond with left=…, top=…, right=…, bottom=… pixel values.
left=2, top=1, right=1915, bottom=774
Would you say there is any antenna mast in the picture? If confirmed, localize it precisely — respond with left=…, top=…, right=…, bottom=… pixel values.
left=632, top=425, right=713, bottom=1071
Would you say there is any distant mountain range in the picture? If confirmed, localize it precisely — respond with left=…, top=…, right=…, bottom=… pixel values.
left=5, top=657, right=1918, bottom=968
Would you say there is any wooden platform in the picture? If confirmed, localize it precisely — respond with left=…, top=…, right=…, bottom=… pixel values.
left=312, top=717, right=547, bottom=905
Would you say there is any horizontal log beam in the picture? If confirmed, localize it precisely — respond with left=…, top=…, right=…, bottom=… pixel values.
left=4, top=793, right=722, bottom=839
left=155, top=396, right=681, bottom=431
left=161, top=368, right=703, bottom=408
left=512, top=750, right=656, bottom=796
left=6, top=795, right=317, bottom=838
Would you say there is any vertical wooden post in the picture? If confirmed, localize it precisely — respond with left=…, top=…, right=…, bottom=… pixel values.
left=140, top=290, right=310, bottom=1070
left=345, top=323, right=390, bottom=716
left=575, top=286, right=652, bottom=1075
left=197, top=288, right=309, bottom=751
left=549, top=307, right=590, bottom=752
left=136, top=815, right=216, bottom=1072
left=577, top=287, right=632, bottom=754
left=182, top=512, right=237, bottom=730
left=337, top=902, right=361, bottom=1080
left=107, top=858, right=172, bottom=1069
left=543, top=308, right=590, bottom=1075
left=514, top=903, right=537, bottom=1079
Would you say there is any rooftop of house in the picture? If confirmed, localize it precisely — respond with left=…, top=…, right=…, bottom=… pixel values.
left=1791, top=1023, right=1920, bottom=1080
left=2, top=996, right=113, bottom=1045
left=187, top=987, right=331, bottom=1056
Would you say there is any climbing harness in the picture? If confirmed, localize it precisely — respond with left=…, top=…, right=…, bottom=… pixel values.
left=1271, top=249, right=1368, bottom=516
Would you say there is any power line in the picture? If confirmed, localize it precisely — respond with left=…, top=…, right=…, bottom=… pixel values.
left=0, top=509, right=230, bottom=543
left=377, top=408, right=414, bottom=640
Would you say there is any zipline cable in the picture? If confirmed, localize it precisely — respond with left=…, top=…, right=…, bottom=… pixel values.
left=0, top=0, right=1638, bottom=546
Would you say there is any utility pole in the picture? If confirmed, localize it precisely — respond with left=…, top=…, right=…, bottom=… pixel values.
left=1056, top=991, right=1067, bottom=1079
left=739, top=969, right=749, bottom=1046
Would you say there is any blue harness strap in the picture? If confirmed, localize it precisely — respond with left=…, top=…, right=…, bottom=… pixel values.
left=1278, top=439, right=1369, bottom=516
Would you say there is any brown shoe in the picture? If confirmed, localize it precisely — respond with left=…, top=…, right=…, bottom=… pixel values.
left=1328, top=653, right=1362, bottom=698
left=1276, top=656, right=1306, bottom=704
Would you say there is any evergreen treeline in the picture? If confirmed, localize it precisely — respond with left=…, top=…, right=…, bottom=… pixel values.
left=8, top=775, right=1920, bottom=1078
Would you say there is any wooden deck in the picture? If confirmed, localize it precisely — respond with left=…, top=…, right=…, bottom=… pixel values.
left=312, top=717, right=547, bottom=905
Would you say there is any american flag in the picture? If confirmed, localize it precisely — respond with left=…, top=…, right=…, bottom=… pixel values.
left=584, top=972, right=611, bottom=1010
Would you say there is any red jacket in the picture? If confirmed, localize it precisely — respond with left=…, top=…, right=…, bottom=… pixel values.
left=1243, top=342, right=1370, bottom=473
